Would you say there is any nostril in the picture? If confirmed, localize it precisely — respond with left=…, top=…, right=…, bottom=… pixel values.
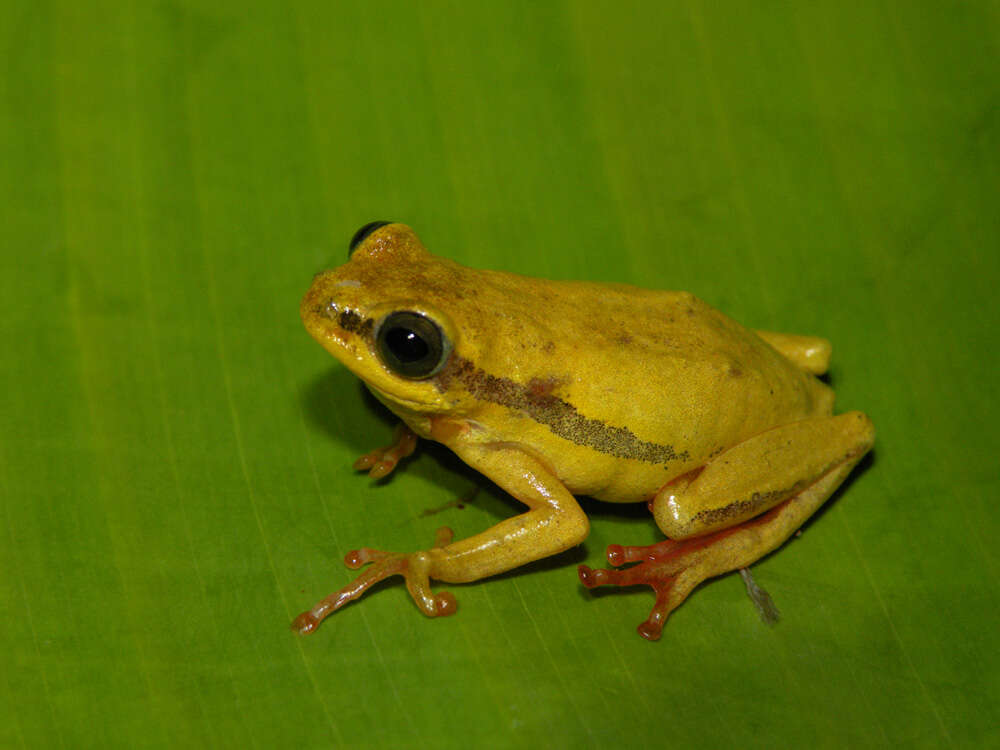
left=318, top=299, right=340, bottom=320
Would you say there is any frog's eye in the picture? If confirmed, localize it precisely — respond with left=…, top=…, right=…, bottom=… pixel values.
left=375, top=311, right=451, bottom=379
left=349, top=221, right=392, bottom=256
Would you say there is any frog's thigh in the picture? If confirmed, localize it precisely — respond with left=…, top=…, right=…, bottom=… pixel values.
left=652, top=412, right=873, bottom=540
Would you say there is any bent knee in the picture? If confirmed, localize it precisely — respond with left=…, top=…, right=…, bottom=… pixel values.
left=650, top=489, right=706, bottom=540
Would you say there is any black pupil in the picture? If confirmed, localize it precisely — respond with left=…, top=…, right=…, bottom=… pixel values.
left=385, top=327, right=429, bottom=363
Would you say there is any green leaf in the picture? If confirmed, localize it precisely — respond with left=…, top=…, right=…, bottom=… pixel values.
left=3, top=1, right=997, bottom=747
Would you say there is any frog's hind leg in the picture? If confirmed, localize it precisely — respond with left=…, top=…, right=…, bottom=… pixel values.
left=579, top=498, right=818, bottom=640
left=579, top=412, right=873, bottom=640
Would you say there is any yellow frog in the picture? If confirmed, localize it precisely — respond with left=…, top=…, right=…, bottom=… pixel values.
left=293, top=222, right=874, bottom=640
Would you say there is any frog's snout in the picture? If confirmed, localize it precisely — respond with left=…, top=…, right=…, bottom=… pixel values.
left=301, top=273, right=344, bottom=340
left=300, top=273, right=329, bottom=321
left=301, top=271, right=376, bottom=358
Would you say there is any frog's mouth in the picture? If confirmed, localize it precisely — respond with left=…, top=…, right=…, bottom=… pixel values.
left=305, top=304, right=375, bottom=362
left=365, top=382, right=438, bottom=416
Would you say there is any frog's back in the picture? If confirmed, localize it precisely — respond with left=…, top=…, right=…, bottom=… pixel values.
left=449, top=268, right=833, bottom=498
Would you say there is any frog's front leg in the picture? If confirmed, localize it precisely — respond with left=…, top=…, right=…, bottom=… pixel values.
left=293, top=447, right=589, bottom=634
left=579, top=411, right=873, bottom=640
left=352, top=422, right=418, bottom=479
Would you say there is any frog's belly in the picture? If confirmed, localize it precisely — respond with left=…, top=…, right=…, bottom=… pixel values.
left=548, top=440, right=699, bottom=504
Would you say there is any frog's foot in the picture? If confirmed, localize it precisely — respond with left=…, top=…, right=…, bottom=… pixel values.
left=352, top=423, right=418, bottom=479
left=579, top=495, right=809, bottom=640
left=579, top=529, right=736, bottom=641
left=580, top=415, right=873, bottom=640
left=292, top=527, right=456, bottom=635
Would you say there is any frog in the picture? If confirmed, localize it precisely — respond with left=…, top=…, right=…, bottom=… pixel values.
left=293, top=221, right=874, bottom=640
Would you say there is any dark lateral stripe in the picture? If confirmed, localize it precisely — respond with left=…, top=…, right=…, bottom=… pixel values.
left=445, top=356, right=689, bottom=465
left=337, top=308, right=372, bottom=337
left=318, top=305, right=374, bottom=340
left=692, top=480, right=807, bottom=528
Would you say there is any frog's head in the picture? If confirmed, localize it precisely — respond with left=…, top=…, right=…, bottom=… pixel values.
left=301, top=222, right=469, bottom=415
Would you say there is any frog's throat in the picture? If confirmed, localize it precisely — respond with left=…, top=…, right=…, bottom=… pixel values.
left=437, top=356, right=690, bottom=465
left=365, top=383, right=441, bottom=419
